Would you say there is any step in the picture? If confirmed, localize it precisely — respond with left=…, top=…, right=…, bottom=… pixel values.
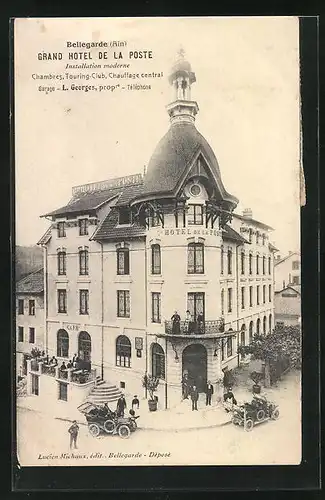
left=89, top=391, right=121, bottom=398
left=92, top=387, right=121, bottom=394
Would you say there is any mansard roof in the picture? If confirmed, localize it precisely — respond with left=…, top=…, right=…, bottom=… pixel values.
left=134, top=122, right=238, bottom=207
left=91, top=209, right=145, bottom=241
left=16, top=268, right=44, bottom=294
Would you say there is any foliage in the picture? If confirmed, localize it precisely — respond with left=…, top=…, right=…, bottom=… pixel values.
left=237, top=324, right=301, bottom=370
left=30, top=347, right=42, bottom=358
left=142, top=373, right=160, bottom=400
left=250, top=371, right=264, bottom=386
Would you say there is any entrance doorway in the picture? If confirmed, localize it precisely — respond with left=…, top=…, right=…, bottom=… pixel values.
left=182, top=343, right=207, bottom=393
left=78, top=331, right=91, bottom=367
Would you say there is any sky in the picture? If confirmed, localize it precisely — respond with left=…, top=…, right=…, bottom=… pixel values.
left=15, top=17, right=301, bottom=255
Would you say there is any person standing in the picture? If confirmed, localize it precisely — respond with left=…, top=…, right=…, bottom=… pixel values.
left=171, top=311, right=181, bottom=334
left=132, top=395, right=140, bottom=410
left=182, top=372, right=190, bottom=399
left=116, top=394, right=127, bottom=417
left=190, top=385, right=199, bottom=411
left=68, top=420, right=79, bottom=449
left=206, top=380, right=214, bottom=406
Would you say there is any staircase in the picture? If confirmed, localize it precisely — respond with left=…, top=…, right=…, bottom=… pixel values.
left=86, top=376, right=122, bottom=405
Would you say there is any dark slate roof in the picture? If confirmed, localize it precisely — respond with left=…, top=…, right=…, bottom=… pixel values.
left=138, top=122, right=237, bottom=204
left=232, top=213, right=274, bottom=231
left=16, top=268, right=44, bottom=294
left=222, top=224, right=249, bottom=244
left=115, top=183, right=144, bottom=206
left=42, top=187, right=124, bottom=218
left=92, top=209, right=145, bottom=241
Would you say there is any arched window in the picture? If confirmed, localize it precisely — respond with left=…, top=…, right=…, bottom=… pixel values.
left=249, top=321, right=254, bottom=343
left=117, top=247, right=129, bottom=275
left=256, top=254, right=260, bottom=275
left=57, top=329, right=69, bottom=358
left=249, top=253, right=253, bottom=275
left=262, top=256, right=266, bottom=274
left=263, top=316, right=267, bottom=334
left=151, top=343, right=165, bottom=379
left=188, top=242, right=204, bottom=274
left=268, top=256, right=271, bottom=274
left=227, top=248, right=232, bottom=274
left=241, top=251, right=245, bottom=275
left=220, top=246, right=224, bottom=275
left=79, top=249, right=89, bottom=275
left=256, top=231, right=259, bottom=245
left=57, top=251, right=66, bottom=275
left=116, top=335, right=131, bottom=367
left=221, top=289, right=224, bottom=315
left=78, top=331, right=91, bottom=362
left=256, top=318, right=261, bottom=335
left=249, top=229, right=252, bottom=243
left=269, top=314, right=272, bottom=333
left=240, top=324, right=246, bottom=345
left=151, top=244, right=161, bottom=274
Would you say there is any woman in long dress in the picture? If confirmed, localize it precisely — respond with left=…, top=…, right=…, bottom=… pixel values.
left=171, top=311, right=181, bottom=334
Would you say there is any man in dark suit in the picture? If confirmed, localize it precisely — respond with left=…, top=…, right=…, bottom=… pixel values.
left=206, top=380, right=214, bottom=406
left=190, top=385, right=199, bottom=411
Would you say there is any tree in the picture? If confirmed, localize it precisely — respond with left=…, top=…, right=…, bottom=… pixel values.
left=237, top=324, right=301, bottom=387
left=142, top=373, right=160, bottom=401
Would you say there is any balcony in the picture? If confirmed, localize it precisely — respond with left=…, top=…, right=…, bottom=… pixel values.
left=164, top=319, right=225, bottom=336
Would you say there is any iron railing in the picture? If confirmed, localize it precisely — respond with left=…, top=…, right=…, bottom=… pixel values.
left=165, top=319, right=225, bottom=335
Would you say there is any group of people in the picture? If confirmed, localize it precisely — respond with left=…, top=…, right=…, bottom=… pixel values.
left=115, top=394, right=140, bottom=417
left=171, top=310, right=204, bottom=335
left=181, top=368, right=237, bottom=412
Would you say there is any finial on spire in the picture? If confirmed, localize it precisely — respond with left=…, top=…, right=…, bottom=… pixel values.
left=177, top=46, right=185, bottom=59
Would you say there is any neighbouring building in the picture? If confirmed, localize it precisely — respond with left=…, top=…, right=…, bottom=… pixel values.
left=32, top=52, right=276, bottom=409
left=274, top=251, right=300, bottom=291
left=16, top=268, right=45, bottom=378
left=274, top=285, right=301, bottom=327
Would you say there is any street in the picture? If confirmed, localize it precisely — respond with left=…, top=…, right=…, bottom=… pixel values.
left=17, top=371, right=301, bottom=466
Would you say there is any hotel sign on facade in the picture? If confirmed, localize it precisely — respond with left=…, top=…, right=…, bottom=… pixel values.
left=72, top=173, right=143, bottom=196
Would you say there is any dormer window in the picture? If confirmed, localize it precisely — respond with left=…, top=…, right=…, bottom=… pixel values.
left=57, top=221, right=66, bottom=238
left=119, top=208, right=131, bottom=225
left=188, top=204, right=203, bottom=225
left=79, top=218, right=89, bottom=236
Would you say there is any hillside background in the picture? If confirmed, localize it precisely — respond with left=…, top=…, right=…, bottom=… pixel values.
left=16, top=245, right=43, bottom=282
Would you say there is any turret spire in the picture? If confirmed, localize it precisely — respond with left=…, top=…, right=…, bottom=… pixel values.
left=166, top=49, right=199, bottom=125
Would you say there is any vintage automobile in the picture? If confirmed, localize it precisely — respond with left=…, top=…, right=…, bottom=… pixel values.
left=231, top=394, right=279, bottom=431
left=77, top=401, right=139, bottom=439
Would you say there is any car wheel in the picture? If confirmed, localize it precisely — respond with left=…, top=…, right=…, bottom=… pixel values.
left=88, top=423, right=100, bottom=437
left=118, top=424, right=131, bottom=439
left=104, top=419, right=116, bottom=434
left=271, top=408, right=280, bottom=420
left=256, top=409, right=265, bottom=421
left=244, top=419, right=254, bottom=432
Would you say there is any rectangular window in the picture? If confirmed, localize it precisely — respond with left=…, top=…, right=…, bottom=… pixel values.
left=79, top=289, right=89, bottom=315
left=18, top=299, right=24, bottom=315
left=187, top=292, right=205, bottom=322
left=57, top=251, right=66, bottom=275
left=57, top=221, right=66, bottom=238
left=221, top=289, right=224, bottom=316
left=117, top=248, right=130, bottom=275
left=151, top=292, right=161, bottom=323
left=249, top=254, right=253, bottom=275
left=263, top=285, right=266, bottom=304
left=241, top=287, right=245, bottom=309
left=292, top=260, right=299, bottom=270
left=151, top=245, right=161, bottom=274
left=79, top=218, right=89, bottom=236
left=151, top=212, right=160, bottom=227
left=221, top=247, right=224, bottom=275
left=221, top=339, right=225, bottom=361
left=31, top=374, right=39, bottom=396
left=227, top=288, right=232, bottom=313
left=227, top=249, right=232, bottom=275
left=227, top=337, right=233, bottom=357
left=249, top=229, right=252, bottom=243
left=58, top=382, right=68, bottom=401
left=79, top=250, right=89, bottom=275
left=268, top=256, right=271, bottom=274
left=269, top=284, right=272, bottom=302
left=119, top=208, right=131, bottom=225
left=256, top=285, right=260, bottom=305
left=29, top=299, right=35, bottom=316
left=292, top=275, right=300, bottom=285
left=29, top=327, right=35, bottom=343
left=241, top=252, right=245, bottom=275
left=249, top=286, right=253, bottom=307
left=262, top=256, right=266, bottom=274
left=188, top=243, right=204, bottom=274
left=117, top=290, right=130, bottom=318
left=58, top=289, right=67, bottom=313
left=187, top=204, right=203, bottom=225
left=256, top=255, right=260, bottom=275
left=18, top=326, right=24, bottom=342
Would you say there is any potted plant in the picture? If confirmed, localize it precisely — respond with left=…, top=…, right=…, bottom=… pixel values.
left=31, top=347, right=42, bottom=358
left=142, top=373, right=160, bottom=411
left=250, top=371, right=264, bottom=394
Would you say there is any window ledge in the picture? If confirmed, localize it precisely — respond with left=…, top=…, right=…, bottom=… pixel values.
left=114, top=277, right=133, bottom=284
left=77, top=278, right=91, bottom=284
left=55, top=279, right=69, bottom=284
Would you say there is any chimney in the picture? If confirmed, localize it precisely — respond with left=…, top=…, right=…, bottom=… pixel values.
left=242, top=208, right=253, bottom=219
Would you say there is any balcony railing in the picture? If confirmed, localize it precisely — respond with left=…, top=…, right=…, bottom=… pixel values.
left=71, top=368, right=96, bottom=385
left=41, top=364, right=56, bottom=377
left=165, top=319, right=225, bottom=335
